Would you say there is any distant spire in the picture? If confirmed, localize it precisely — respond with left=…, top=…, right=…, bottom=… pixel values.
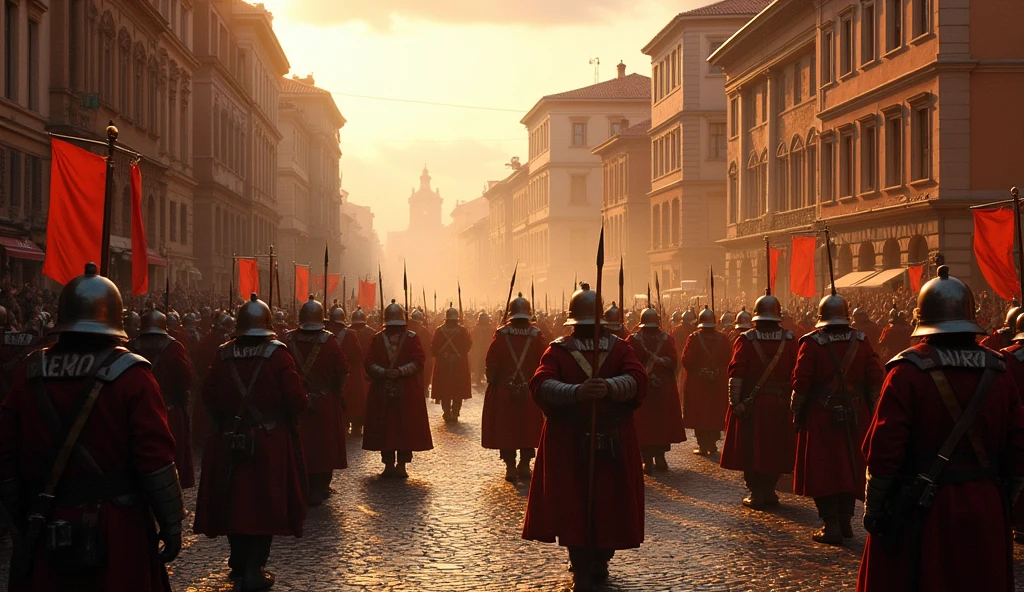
left=420, top=165, right=432, bottom=191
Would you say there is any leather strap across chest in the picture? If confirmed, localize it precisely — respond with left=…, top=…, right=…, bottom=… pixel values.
left=503, top=331, right=536, bottom=384
left=749, top=335, right=788, bottom=397
left=383, top=332, right=408, bottom=370
left=634, top=333, right=667, bottom=374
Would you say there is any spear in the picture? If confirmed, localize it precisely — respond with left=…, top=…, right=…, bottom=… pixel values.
left=275, top=259, right=282, bottom=313
left=343, top=275, right=347, bottom=311
left=164, top=273, right=170, bottom=314
left=458, top=281, right=463, bottom=323
left=574, top=272, right=578, bottom=292
left=322, top=243, right=329, bottom=309
left=500, top=261, right=519, bottom=325
left=531, top=278, right=535, bottom=319
left=765, top=236, right=773, bottom=295
left=378, top=263, right=385, bottom=314
left=710, top=265, right=716, bottom=318
left=824, top=226, right=837, bottom=297
left=647, top=282, right=652, bottom=309
left=229, top=253, right=235, bottom=312
left=423, top=286, right=427, bottom=312
left=434, top=291, right=437, bottom=314
left=655, top=272, right=663, bottom=317
left=586, top=225, right=605, bottom=548
left=561, top=290, right=565, bottom=315
left=618, top=256, right=624, bottom=322
left=403, top=261, right=409, bottom=322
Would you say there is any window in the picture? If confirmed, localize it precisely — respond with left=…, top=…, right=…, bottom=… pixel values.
left=671, top=199, right=680, bottom=245
left=885, top=115, right=902, bottom=187
left=8, top=150, right=20, bottom=212
left=810, top=52, right=817, bottom=95
left=5, top=2, right=17, bottom=100
left=913, top=0, right=929, bottom=38
left=651, top=204, right=661, bottom=249
left=776, top=146, right=789, bottom=211
left=862, top=4, right=877, bottom=64
left=728, top=163, right=739, bottom=223
left=28, top=155, right=41, bottom=214
left=654, top=46, right=681, bottom=101
left=793, top=60, right=803, bottom=105
left=729, top=98, right=739, bottom=137
left=807, top=137, right=818, bottom=205
left=861, top=120, right=877, bottom=192
left=27, top=19, right=38, bottom=110
left=572, top=122, right=587, bottom=147
left=709, top=123, right=726, bottom=159
left=911, top=105, right=930, bottom=181
left=822, top=137, right=835, bottom=202
left=169, top=201, right=178, bottom=242
left=101, top=38, right=114, bottom=101
left=887, top=0, right=903, bottom=52
left=821, top=28, right=834, bottom=84
left=570, top=174, right=588, bottom=205
left=791, top=142, right=805, bottom=209
left=760, top=84, right=767, bottom=123
left=610, top=122, right=621, bottom=136
left=840, top=15, right=854, bottom=76
left=839, top=129, right=854, bottom=198
left=709, top=41, right=724, bottom=75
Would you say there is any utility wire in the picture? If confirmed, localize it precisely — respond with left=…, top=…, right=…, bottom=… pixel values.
left=330, top=91, right=525, bottom=113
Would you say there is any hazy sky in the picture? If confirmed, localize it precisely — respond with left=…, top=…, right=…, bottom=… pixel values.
left=258, top=0, right=710, bottom=242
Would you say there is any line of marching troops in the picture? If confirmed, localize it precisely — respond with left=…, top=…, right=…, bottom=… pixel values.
left=0, top=262, right=1023, bottom=592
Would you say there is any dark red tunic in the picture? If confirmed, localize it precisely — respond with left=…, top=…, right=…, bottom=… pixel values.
left=481, top=325, right=546, bottom=450
left=288, top=331, right=349, bottom=473
left=1003, top=343, right=1024, bottom=532
left=877, top=321, right=913, bottom=361
left=0, top=331, right=42, bottom=401
left=191, top=328, right=230, bottom=448
left=430, top=324, right=473, bottom=401
left=791, top=330, right=883, bottom=498
left=981, top=328, right=1015, bottom=353
left=720, top=329, right=797, bottom=475
left=857, top=341, right=1024, bottom=592
left=680, top=329, right=731, bottom=432
left=522, top=336, right=648, bottom=549
left=193, top=341, right=308, bottom=537
left=627, top=330, right=686, bottom=446
left=362, top=329, right=434, bottom=452
left=411, top=321, right=434, bottom=399
left=0, top=349, right=176, bottom=592
left=333, top=326, right=367, bottom=422
left=853, top=320, right=882, bottom=350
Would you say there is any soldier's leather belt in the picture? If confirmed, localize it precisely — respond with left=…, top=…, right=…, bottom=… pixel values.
left=928, top=466, right=998, bottom=484
left=54, top=471, right=137, bottom=508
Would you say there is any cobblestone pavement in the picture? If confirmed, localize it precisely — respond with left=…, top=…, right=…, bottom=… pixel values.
left=4, top=385, right=1024, bottom=590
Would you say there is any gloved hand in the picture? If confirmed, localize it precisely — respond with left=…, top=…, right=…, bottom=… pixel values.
left=157, top=528, right=182, bottom=563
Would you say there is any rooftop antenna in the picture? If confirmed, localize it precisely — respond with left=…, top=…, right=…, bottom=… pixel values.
left=589, top=57, right=601, bottom=83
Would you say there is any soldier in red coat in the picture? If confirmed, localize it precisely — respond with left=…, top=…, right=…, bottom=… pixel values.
left=627, top=307, right=685, bottom=473
left=471, top=311, right=493, bottom=386
left=682, top=306, right=731, bottom=456
left=720, top=291, right=798, bottom=510
left=1001, top=315, right=1024, bottom=543
left=729, top=308, right=752, bottom=343
left=878, top=308, right=914, bottom=361
left=328, top=307, right=368, bottom=437
left=430, top=307, right=473, bottom=422
left=980, top=302, right=1021, bottom=352
left=852, top=308, right=882, bottom=348
left=129, top=310, right=197, bottom=489
left=193, top=294, right=308, bottom=591
left=0, top=305, right=42, bottom=402
left=287, top=296, right=349, bottom=506
left=858, top=267, right=1024, bottom=592
left=482, top=295, right=546, bottom=482
left=523, top=284, right=648, bottom=592
left=0, top=264, right=184, bottom=592
left=791, top=294, right=883, bottom=545
left=363, top=301, right=434, bottom=478
left=604, top=303, right=629, bottom=340
left=409, top=310, right=433, bottom=399
left=191, top=313, right=233, bottom=450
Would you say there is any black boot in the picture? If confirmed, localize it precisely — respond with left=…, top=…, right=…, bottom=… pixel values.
left=838, top=493, right=855, bottom=538
left=568, top=547, right=594, bottom=592
left=240, top=536, right=275, bottom=590
left=813, top=495, right=843, bottom=546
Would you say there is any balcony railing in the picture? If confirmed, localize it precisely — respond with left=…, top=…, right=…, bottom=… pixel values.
left=735, top=205, right=817, bottom=237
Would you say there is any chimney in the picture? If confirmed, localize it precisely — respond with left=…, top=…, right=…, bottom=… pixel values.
left=620, top=117, right=629, bottom=130
left=617, top=61, right=626, bottom=79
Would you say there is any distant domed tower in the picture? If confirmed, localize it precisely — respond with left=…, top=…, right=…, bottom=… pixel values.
left=408, top=165, right=443, bottom=232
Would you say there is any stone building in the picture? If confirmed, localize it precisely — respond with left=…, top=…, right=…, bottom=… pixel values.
left=711, top=0, right=1024, bottom=299
left=482, top=160, right=529, bottom=303
left=449, top=196, right=489, bottom=303
left=386, top=167, right=449, bottom=298
left=641, top=0, right=769, bottom=300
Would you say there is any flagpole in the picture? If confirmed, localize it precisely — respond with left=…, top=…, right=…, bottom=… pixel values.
left=1013, top=187, right=1024, bottom=299
left=268, top=245, right=275, bottom=311
left=100, top=122, right=118, bottom=277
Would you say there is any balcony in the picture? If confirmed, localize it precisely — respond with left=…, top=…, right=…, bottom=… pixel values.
left=735, top=205, right=817, bottom=237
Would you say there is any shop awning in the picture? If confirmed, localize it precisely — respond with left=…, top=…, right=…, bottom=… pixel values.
left=0, top=236, right=45, bottom=261
left=109, top=235, right=166, bottom=266
left=829, top=271, right=878, bottom=290
left=854, top=268, right=906, bottom=288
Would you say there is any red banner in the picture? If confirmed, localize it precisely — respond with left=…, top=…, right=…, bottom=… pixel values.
left=358, top=280, right=377, bottom=310
left=908, top=264, right=925, bottom=294
left=789, top=237, right=816, bottom=298
left=237, top=258, right=260, bottom=300
left=769, top=247, right=781, bottom=293
left=130, top=164, right=148, bottom=295
left=43, top=139, right=107, bottom=285
left=312, top=273, right=340, bottom=299
left=294, top=266, right=310, bottom=303
left=973, top=208, right=1020, bottom=301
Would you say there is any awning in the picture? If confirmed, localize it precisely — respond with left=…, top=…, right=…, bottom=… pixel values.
left=0, top=236, right=45, bottom=261
left=854, top=268, right=906, bottom=289
left=108, top=235, right=165, bottom=266
left=830, top=271, right=878, bottom=290
left=147, top=250, right=167, bottom=267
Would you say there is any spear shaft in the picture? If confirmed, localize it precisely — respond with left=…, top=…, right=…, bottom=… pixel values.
left=586, top=225, right=605, bottom=548
left=501, top=262, right=519, bottom=325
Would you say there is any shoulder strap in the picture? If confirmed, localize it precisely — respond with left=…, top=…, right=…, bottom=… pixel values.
left=226, top=356, right=270, bottom=432
left=928, top=367, right=994, bottom=468
left=747, top=335, right=788, bottom=400
left=503, top=331, right=536, bottom=383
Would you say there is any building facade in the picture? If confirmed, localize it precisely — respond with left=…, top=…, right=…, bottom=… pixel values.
left=449, top=196, right=489, bottom=302
left=712, top=0, right=1024, bottom=300
left=386, top=167, right=450, bottom=297
left=642, top=0, right=769, bottom=298
left=482, top=160, right=528, bottom=303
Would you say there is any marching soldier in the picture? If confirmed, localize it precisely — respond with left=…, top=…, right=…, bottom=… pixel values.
left=791, top=294, right=882, bottom=545
left=981, top=301, right=1021, bottom=352
left=1000, top=314, right=1024, bottom=543
left=852, top=308, right=882, bottom=347
left=273, top=310, right=289, bottom=338
left=363, top=301, right=434, bottom=477
left=720, top=291, right=798, bottom=510
left=0, top=305, right=42, bottom=401
left=192, top=312, right=235, bottom=450
left=193, top=294, right=308, bottom=590
left=0, top=263, right=184, bottom=591
left=628, top=307, right=686, bottom=473
left=673, top=309, right=697, bottom=345
left=287, top=296, right=349, bottom=505
left=604, top=303, right=628, bottom=340
left=523, top=284, right=647, bottom=592
left=858, top=267, right=1024, bottom=591
left=350, top=307, right=376, bottom=353
left=730, top=308, right=752, bottom=342
left=409, top=310, right=433, bottom=399
left=878, top=307, right=913, bottom=361
left=482, top=294, right=546, bottom=481
left=125, top=310, right=141, bottom=340
left=328, top=307, right=368, bottom=437
left=129, top=310, right=197, bottom=489
left=471, top=311, right=493, bottom=386
left=430, top=307, right=473, bottom=422
left=681, top=306, right=731, bottom=456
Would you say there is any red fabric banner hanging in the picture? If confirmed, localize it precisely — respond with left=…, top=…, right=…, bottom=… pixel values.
left=789, top=237, right=817, bottom=298
left=358, top=280, right=377, bottom=311
left=973, top=208, right=1020, bottom=301
left=130, top=164, right=149, bottom=295
left=769, top=247, right=781, bottom=294
left=313, top=273, right=341, bottom=299
left=908, top=264, right=926, bottom=294
left=237, top=258, right=260, bottom=299
left=294, top=266, right=310, bottom=303
left=43, top=139, right=107, bottom=285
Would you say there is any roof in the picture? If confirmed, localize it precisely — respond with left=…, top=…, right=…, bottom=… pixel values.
left=679, top=0, right=772, bottom=18
left=281, top=77, right=331, bottom=96
left=541, top=73, right=651, bottom=102
left=592, top=119, right=652, bottom=156
left=620, top=119, right=652, bottom=137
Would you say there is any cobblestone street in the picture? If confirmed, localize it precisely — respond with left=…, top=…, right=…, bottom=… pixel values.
left=3, top=387, right=1024, bottom=591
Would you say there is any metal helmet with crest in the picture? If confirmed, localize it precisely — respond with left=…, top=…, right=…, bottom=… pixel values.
left=329, top=307, right=347, bottom=325
left=604, top=302, right=623, bottom=330
left=638, top=307, right=660, bottom=329
left=445, top=306, right=459, bottom=322
left=734, top=308, right=753, bottom=330
left=350, top=307, right=367, bottom=325
left=815, top=295, right=850, bottom=328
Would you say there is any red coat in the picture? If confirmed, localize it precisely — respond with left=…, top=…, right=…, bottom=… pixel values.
left=791, top=330, right=883, bottom=498
left=0, top=348, right=176, bottom=592
left=627, top=330, right=686, bottom=446
left=857, top=341, right=1024, bottom=592
left=362, top=329, right=434, bottom=452
left=1003, top=343, right=1024, bottom=530
left=481, top=325, right=546, bottom=450
left=471, top=321, right=494, bottom=376
left=522, top=335, right=648, bottom=550
left=129, top=335, right=196, bottom=488
left=877, top=321, right=913, bottom=361
left=981, top=329, right=1014, bottom=353
left=680, top=329, right=731, bottom=432
left=333, top=325, right=368, bottom=422
left=411, top=321, right=434, bottom=398
left=0, top=331, right=42, bottom=401
left=288, top=330, right=349, bottom=473
left=193, top=341, right=308, bottom=537
left=354, top=324, right=375, bottom=352
left=720, top=329, right=798, bottom=475
left=430, top=323, right=473, bottom=401
left=854, top=320, right=883, bottom=350
left=191, top=328, right=230, bottom=448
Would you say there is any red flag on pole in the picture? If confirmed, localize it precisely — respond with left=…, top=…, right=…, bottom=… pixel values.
left=130, top=164, right=148, bottom=295
left=313, top=273, right=340, bottom=298
left=769, top=247, right=781, bottom=293
left=358, top=280, right=377, bottom=310
left=789, top=237, right=817, bottom=298
left=294, top=266, right=309, bottom=303
left=973, top=208, right=1020, bottom=301
left=43, top=139, right=107, bottom=285
left=238, top=258, right=260, bottom=299
left=908, top=264, right=925, bottom=294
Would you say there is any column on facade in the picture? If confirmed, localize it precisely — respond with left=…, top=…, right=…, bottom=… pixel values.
left=765, top=70, right=778, bottom=214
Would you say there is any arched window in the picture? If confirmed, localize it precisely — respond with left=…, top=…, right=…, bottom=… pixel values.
left=838, top=244, right=853, bottom=276
left=790, top=136, right=805, bottom=210
left=728, top=162, right=739, bottom=223
left=908, top=235, right=929, bottom=265
left=858, top=241, right=876, bottom=272
left=758, top=149, right=768, bottom=215
left=661, top=202, right=670, bottom=250
left=882, top=238, right=901, bottom=269
left=746, top=151, right=760, bottom=221
left=806, top=130, right=818, bottom=206
left=776, top=142, right=789, bottom=212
